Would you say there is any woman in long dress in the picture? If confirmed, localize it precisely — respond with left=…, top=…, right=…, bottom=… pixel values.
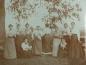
left=69, top=22, right=84, bottom=59
left=69, top=34, right=84, bottom=59
left=68, top=22, right=85, bottom=65
left=32, top=26, right=42, bottom=55
left=42, top=34, right=52, bottom=53
left=62, top=23, right=71, bottom=57
left=42, top=28, right=52, bottom=53
left=52, top=27, right=62, bottom=57
left=69, top=34, right=85, bottom=65
left=4, top=24, right=17, bottom=59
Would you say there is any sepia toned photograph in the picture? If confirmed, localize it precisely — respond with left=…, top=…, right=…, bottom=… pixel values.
left=0, top=0, right=86, bottom=65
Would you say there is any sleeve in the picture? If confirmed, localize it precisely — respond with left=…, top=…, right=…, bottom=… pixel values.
left=34, top=31, right=41, bottom=40
left=31, top=32, right=34, bottom=40
left=21, top=43, right=24, bottom=49
left=77, top=30, right=80, bottom=41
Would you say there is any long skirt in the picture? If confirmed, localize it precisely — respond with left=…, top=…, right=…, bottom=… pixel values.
left=63, top=35, right=71, bottom=57
left=4, top=37, right=17, bottom=59
left=52, top=38, right=61, bottom=57
left=42, top=34, right=52, bottom=53
left=33, top=38, right=42, bottom=55
left=58, top=39, right=67, bottom=57
left=69, top=35, right=85, bottom=65
left=84, top=47, right=86, bottom=58
left=69, top=35, right=84, bottom=59
left=15, top=35, right=25, bottom=58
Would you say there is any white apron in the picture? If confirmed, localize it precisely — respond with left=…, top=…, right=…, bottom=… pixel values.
left=52, top=38, right=61, bottom=57
left=52, top=30, right=62, bottom=57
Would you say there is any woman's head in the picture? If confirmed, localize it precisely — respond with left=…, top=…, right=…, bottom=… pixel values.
left=24, top=38, right=28, bottom=43
left=25, top=23, right=29, bottom=28
left=64, top=23, right=68, bottom=28
left=71, top=22, right=75, bottom=28
left=8, top=24, right=13, bottom=30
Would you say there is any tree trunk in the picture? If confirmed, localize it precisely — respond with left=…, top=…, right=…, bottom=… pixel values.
left=0, top=0, right=6, bottom=59
left=0, top=0, right=5, bottom=46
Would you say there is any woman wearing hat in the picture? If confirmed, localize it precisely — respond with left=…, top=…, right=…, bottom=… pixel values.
left=52, top=26, right=62, bottom=57
left=32, top=26, right=43, bottom=55
left=4, top=24, right=17, bottom=59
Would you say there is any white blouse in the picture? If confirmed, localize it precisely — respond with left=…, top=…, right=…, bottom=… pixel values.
left=7, top=30, right=16, bottom=37
left=33, top=30, right=42, bottom=40
left=21, top=42, right=32, bottom=51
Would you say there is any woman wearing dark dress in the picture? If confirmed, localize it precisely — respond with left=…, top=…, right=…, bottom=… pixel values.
left=42, top=34, right=52, bottom=53
left=32, top=26, right=43, bottom=55
left=68, top=34, right=85, bottom=65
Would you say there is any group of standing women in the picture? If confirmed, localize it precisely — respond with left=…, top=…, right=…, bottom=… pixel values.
left=4, top=22, right=85, bottom=60
left=52, top=22, right=85, bottom=61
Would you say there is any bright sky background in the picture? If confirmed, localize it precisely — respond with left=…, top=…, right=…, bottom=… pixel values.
left=5, top=0, right=86, bottom=36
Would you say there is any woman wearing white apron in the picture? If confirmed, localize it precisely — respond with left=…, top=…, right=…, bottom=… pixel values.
left=4, top=24, right=17, bottom=59
left=52, top=27, right=62, bottom=57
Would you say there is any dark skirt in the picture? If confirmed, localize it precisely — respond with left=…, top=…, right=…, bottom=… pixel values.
left=42, top=34, right=53, bottom=53
left=69, top=34, right=84, bottom=59
left=32, top=37, right=42, bottom=55
left=15, top=35, right=33, bottom=58
left=68, top=34, right=85, bottom=65
left=63, top=35, right=71, bottom=57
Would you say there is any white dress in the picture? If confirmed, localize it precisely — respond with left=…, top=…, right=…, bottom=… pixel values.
left=52, top=30, right=62, bottom=57
left=4, top=30, right=17, bottom=59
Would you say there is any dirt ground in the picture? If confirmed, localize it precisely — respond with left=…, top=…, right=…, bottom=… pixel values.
left=0, top=55, right=68, bottom=65
left=0, top=55, right=86, bottom=65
